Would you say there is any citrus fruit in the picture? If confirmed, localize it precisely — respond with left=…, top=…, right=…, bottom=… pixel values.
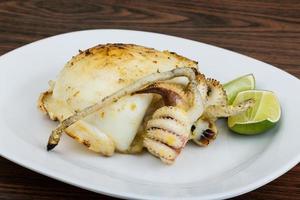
left=228, top=90, right=281, bottom=135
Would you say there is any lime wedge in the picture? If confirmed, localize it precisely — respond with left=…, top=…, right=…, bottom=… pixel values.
left=228, top=90, right=281, bottom=135
left=223, top=74, right=255, bottom=104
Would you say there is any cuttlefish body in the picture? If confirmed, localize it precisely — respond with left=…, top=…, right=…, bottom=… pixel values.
left=38, top=44, right=198, bottom=155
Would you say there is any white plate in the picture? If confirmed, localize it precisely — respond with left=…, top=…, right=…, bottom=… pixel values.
left=0, top=29, right=299, bottom=200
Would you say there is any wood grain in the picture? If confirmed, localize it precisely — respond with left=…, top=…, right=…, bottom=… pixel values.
left=0, top=0, right=299, bottom=199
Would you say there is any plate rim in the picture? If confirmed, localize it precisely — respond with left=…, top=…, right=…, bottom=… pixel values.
left=0, top=29, right=300, bottom=200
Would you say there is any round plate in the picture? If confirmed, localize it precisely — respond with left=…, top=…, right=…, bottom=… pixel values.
left=0, top=29, right=299, bottom=200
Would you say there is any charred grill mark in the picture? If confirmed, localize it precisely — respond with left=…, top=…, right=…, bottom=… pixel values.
left=158, top=115, right=186, bottom=126
left=85, top=49, right=92, bottom=56
left=207, top=86, right=212, bottom=96
left=67, top=133, right=79, bottom=140
left=191, top=67, right=199, bottom=75
left=195, top=129, right=217, bottom=146
left=191, top=125, right=196, bottom=132
left=96, top=44, right=104, bottom=48
left=150, top=137, right=181, bottom=153
left=109, top=43, right=126, bottom=46
left=203, top=129, right=216, bottom=140
left=52, top=117, right=59, bottom=121
left=198, top=136, right=210, bottom=146
left=118, top=78, right=125, bottom=83
left=161, top=116, right=175, bottom=120
left=147, top=127, right=186, bottom=143
left=83, top=140, right=91, bottom=147
left=47, top=144, right=56, bottom=151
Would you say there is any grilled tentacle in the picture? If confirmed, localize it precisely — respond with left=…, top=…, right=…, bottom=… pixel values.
left=136, top=81, right=203, bottom=164
left=204, top=99, right=255, bottom=120
left=191, top=117, right=218, bottom=147
left=143, top=106, right=190, bottom=164
left=205, top=78, right=228, bottom=107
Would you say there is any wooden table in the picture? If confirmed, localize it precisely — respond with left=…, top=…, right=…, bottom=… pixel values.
left=0, top=1, right=299, bottom=199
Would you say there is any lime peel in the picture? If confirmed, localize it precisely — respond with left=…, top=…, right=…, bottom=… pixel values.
left=228, top=90, right=281, bottom=135
left=223, top=74, right=255, bottom=104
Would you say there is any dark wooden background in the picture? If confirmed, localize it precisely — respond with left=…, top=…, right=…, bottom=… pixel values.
left=0, top=0, right=299, bottom=199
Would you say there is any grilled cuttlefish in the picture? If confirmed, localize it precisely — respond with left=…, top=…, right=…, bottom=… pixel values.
left=38, top=44, right=197, bottom=155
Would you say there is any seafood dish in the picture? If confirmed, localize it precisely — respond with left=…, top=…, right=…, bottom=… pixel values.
left=38, top=43, right=253, bottom=164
